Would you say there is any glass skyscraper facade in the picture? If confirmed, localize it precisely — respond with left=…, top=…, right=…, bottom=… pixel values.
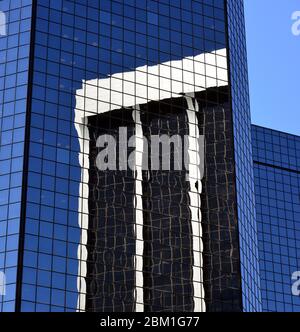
left=227, top=0, right=261, bottom=311
left=253, top=125, right=300, bottom=312
left=0, top=0, right=264, bottom=312
left=0, top=0, right=33, bottom=312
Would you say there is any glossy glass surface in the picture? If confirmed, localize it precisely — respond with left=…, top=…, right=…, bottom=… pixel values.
left=0, top=0, right=32, bottom=312
left=227, top=0, right=262, bottom=312
left=253, top=125, right=300, bottom=312
left=0, top=0, right=262, bottom=312
left=21, top=0, right=233, bottom=312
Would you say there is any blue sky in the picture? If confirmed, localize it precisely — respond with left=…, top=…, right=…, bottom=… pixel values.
left=244, top=0, right=300, bottom=135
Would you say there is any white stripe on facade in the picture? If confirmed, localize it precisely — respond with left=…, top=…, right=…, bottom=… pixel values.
left=185, top=94, right=206, bottom=312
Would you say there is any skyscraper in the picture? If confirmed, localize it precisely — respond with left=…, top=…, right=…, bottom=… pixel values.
left=0, top=0, right=262, bottom=312
left=252, top=125, right=300, bottom=312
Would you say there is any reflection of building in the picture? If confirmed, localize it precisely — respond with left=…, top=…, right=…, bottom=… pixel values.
left=76, top=80, right=243, bottom=312
left=252, top=126, right=300, bottom=312
left=0, top=0, right=264, bottom=312
left=75, top=53, right=230, bottom=312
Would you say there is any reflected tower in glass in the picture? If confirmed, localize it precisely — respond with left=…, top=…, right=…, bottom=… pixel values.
left=0, top=0, right=262, bottom=312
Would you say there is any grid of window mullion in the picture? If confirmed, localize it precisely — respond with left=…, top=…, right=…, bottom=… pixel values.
left=0, top=0, right=32, bottom=312
left=15, top=0, right=236, bottom=312
left=252, top=125, right=300, bottom=312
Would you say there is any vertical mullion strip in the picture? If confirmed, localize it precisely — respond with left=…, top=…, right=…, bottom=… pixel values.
left=185, top=95, right=206, bottom=312
left=15, top=0, right=37, bottom=313
left=133, top=106, right=144, bottom=312
left=74, top=83, right=89, bottom=312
